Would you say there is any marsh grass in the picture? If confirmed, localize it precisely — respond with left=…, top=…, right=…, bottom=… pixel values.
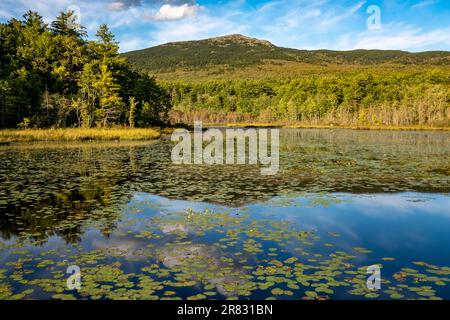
left=0, top=128, right=161, bottom=142
left=0, top=140, right=158, bottom=151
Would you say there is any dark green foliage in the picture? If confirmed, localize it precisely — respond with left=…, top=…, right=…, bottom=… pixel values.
left=0, top=11, right=171, bottom=129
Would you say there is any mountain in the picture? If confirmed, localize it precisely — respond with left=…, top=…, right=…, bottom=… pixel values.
left=122, top=34, right=450, bottom=80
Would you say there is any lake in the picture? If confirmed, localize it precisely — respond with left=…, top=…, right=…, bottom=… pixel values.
left=0, top=129, right=449, bottom=300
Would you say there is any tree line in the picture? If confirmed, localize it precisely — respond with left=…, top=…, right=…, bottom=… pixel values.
left=0, top=10, right=171, bottom=129
left=163, top=70, right=449, bottom=126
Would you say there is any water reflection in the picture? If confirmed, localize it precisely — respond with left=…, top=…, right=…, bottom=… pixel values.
left=0, top=130, right=448, bottom=245
left=1, top=191, right=449, bottom=300
left=0, top=129, right=449, bottom=300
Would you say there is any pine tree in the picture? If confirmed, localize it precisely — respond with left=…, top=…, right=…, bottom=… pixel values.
left=94, top=63, right=123, bottom=127
left=78, top=63, right=98, bottom=128
left=89, top=24, right=127, bottom=72
left=51, top=11, right=86, bottom=39
left=129, top=96, right=136, bottom=128
left=94, top=24, right=119, bottom=59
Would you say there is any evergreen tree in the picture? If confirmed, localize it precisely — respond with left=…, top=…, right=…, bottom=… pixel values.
left=94, top=63, right=123, bottom=127
left=78, top=63, right=98, bottom=128
left=51, top=11, right=86, bottom=39
left=129, top=96, right=136, bottom=128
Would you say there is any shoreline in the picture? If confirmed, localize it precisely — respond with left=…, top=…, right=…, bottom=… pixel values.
left=1, top=124, right=449, bottom=143
left=204, top=123, right=450, bottom=131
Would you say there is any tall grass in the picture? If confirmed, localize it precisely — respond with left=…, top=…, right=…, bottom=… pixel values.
left=0, top=128, right=161, bottom=142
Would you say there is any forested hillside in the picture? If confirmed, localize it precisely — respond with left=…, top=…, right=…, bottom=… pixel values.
left=124, top=34, right=450, bottom=77
left=122, top=34, right=449, bottom=127
left=0, top=11, right=170, bottom=129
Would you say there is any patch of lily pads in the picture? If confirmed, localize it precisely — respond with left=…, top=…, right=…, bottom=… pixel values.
left=1, top=205, right=449, bottom=300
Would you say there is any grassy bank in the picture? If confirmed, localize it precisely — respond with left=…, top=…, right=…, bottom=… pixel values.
left=0, top=128, right=161, bottom=143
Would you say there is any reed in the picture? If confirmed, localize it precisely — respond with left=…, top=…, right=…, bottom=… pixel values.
left=0, top=128, right=161, bottom=142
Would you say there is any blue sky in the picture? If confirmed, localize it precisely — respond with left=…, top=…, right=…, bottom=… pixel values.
left=1, top=0, right=449, bottom=52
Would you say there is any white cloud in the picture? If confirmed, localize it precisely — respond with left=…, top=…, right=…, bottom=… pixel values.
left=320, top=1, right=366, bottom=27
left=336, top=23, right=450, bottom=51
left=109, top=2, right=128, bottom=11
left=146, top=12, right=248, bottom=46
left=254, top=1, right=326, bottom=47
left=259, top=1, right=284, bottom=12
left=412, top=0, right=437, bottom=9
left=149, top=3, right=201, bottom=21
left=120, top=37, right=148, bottom=52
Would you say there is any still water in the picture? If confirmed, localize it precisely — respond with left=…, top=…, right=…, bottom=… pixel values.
left=0, top=129, right=449, bottom=300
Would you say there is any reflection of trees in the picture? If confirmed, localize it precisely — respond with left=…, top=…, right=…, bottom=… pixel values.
left=137, top=131, right=449, bottom=205
left=278, top=129, right=450, bottom=194
left=281, top=129, right=449, bottom=154
left=0, top=184, right=120, bottom=245
left=0, top=130, right=449, bottom=244
left=0, top=144, right=135, bottom=244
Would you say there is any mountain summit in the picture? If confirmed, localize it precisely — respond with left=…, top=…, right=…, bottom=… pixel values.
left=206, top=34, right=274, bottom=47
